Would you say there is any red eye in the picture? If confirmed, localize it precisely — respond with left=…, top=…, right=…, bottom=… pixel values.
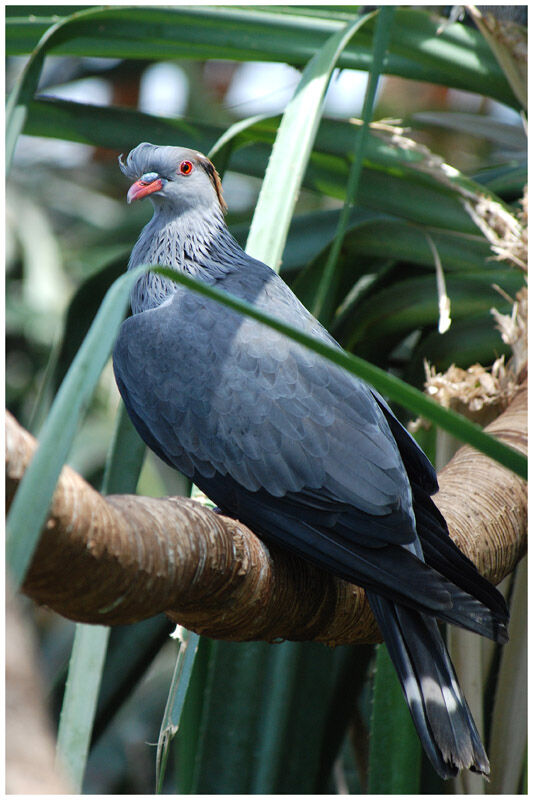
left=179, top=160, right=193, bottom=175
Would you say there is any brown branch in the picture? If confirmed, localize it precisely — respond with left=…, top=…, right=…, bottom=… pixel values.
left=6, top=382, right=527, bottom=645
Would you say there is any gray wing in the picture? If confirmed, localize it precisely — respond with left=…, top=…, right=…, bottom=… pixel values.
left=113, top=286, right=417, bottom=544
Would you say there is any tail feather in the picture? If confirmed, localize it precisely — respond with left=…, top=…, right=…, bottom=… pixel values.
left=412, top=486, right=509, bottom=642
left=368, top=592, right=490, bottom=779
left=246, top=502, right=508, bottom=641
left=421, top=581, right=508, bottom=644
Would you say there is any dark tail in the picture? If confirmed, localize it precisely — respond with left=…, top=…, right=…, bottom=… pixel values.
left=368, top=591, right=490, bottom=779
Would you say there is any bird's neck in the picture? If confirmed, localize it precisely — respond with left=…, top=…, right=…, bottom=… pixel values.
left=129, top=203, right=242, bottom=314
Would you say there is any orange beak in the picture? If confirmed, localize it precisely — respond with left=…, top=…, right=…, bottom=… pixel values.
left=127, top=177, right=164, bottom=204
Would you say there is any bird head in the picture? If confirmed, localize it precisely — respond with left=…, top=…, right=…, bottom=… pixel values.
left=119, top=142, right=227, bottom=214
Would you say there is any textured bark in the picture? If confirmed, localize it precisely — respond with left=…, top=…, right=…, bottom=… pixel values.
left=434, top=381, right=527, bottom=588
left=6, top=382, right=527, bottom=645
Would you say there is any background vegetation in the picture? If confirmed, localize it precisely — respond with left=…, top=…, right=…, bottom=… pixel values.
left=6, top=4, right=527, bottom=794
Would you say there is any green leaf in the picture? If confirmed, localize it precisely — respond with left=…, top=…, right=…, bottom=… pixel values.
left=473, top=161, right=527, bottom=198
left=342, top=269, right=524, bottom=349
left=273, top=643, right=368, bottom=793
left=208, top=112, right=273, bottom=175
left=189, top=640, right=354, bottom=793
left=245, top=10, right=376, bottom=270
left=6, top=265, right=143, bottom=586
left=251, top=641, right=302, bottom=792
left=24, top=96, right=219, bottom=152
left=55, top=362, right=148, bottom=793
left=192, top=640, right=272, bottom=792
left=6, top=7, right=517, bottom=107
left=338, top=216, right=493, bottom=272
left=412, top=111, right=526, bottom=151
left=368, top=644, right=422, bottom=792
left=6, top=5, right=115, bottom=171
left=175, top=637, right=213, bottom=794
left=270, top=209, right=495, bottom=305
left=405, top=315, right=511, bottom=384
left=101, top=403, right=146, bottom=496
left=52, top=259, right=126, bottom=392
left=56, top=624, right=110, bottom=792
left=156, top=629, right=200, bottom=793
left=313, top=5, right=395, bottom=322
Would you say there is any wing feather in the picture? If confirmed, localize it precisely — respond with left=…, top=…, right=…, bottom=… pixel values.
left=113, top=286, right=417, bottom=544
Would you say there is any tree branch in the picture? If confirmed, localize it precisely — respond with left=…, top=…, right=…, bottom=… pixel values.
left=6, top=382, right=527, bottom=645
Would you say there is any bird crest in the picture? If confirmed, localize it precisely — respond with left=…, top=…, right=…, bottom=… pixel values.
left=198, top=154, right=227, bottom=213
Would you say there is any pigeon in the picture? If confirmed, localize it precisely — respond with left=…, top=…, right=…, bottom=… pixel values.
left=113, top=142, right=509, bottom=779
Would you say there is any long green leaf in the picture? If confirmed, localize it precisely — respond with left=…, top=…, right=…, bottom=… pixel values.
left=313, top=5, right=395, bottom=322
left=474, top=161, right=527, bottom=197
left=334, top=216, right=493, bottom=272
left=6, top=19, right=55, bottom=170
left=55, top=381, right=148, bottom=792
left=156, top=628, right=200, bottom=793
left=56, top=624, right=110, bottom=792
left=192, top=640, right=271, bottom=792
left=190, top=639, right=351, bottom=793
left=286, top=212, right=495, bottom=315
left=270, top=643, right=362, bottom=793
left=368, top=644, right=422, bottom=792
left=175, top=637, right=213, bottom=794
left=6, top=265, right=143, bottom=586
left=251, top=641, right=301, bottom=792
left=6, top=5, right=115, bottom=172
left=342, top=269, right=524, bottom=348
left=102, top=402, right=146, bottom=495
left=245, top=207, right=494, bottom=288
left=152, top=266, right=526, bottom=479
left=208, top=112, right=273, bottom=171
left=246, top=10, right=375, bottom=269
left=6, top=7, right=516, bottom=106
left=406, top=315, right=511, bottom=377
